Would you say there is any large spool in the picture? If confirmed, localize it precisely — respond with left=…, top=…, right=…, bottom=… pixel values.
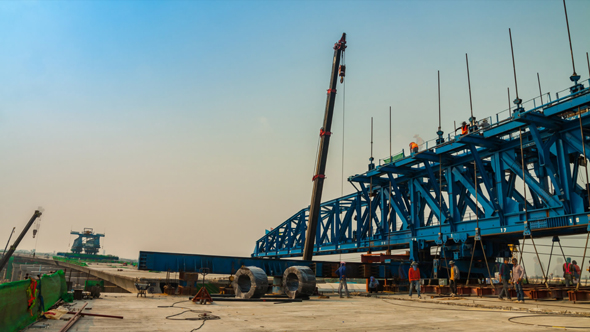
left=232, top=266, right=269, bottom=299
left=282, top=266, right=316, bottom=299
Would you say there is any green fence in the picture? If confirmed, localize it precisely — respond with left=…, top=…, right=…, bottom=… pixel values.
left=0, top=270, right=69, bottom=332
left=52, top=256, right=88, bottom=267
left=85, top=279, right=104, bottom=291
left=383, top=151, right=405, bottom=164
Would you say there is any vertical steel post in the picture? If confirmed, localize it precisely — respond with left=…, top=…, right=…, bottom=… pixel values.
left=303, top=33, right=346, bottom=261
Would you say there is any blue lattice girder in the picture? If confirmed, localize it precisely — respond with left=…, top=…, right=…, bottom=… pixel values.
left=253, top=84, right=590, bottom=260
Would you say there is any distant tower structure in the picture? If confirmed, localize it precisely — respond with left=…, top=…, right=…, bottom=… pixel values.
left=70, top=228, right=104, bottom=255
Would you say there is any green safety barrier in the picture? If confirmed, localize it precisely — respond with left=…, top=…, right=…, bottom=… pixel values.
left=57, top=252, right=119, bottom=261
left=0, top=270, right=70, bottom=332
left=384, top=152, right=405, bottom=164
left=52, top=256, right=88, bottom=267
left=40, top=270, right=69, bottom=311
left=85, top=279, right=104, bottom=291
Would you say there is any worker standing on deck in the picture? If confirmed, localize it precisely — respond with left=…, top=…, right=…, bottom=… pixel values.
left=336, top=262, right=351, bottom=298
left=512, top=258, right=525, bottom=303
left=409, top=142, right=419, bottom=154
left=572, top=260, right=581, bottom=286
left=498, top=258, right=512, bottom=301
left=480, top=118, right=490, bottom=129
left=563, top=257, right=573, bottom=287
left=449, top=261, right=459, bottom=296
left=408, top=261, right=421, bottom=299
left=455, top=121, right=469, bottom=136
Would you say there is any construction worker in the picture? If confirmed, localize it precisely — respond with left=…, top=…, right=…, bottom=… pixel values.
left=563, top=257, right=573, bottom=287
left=26, top=276, right=38, bottom=315
left=455, top=121, right=469, bottom=136
left=336, top=262, right=351, bottom=298
left=408, top=261, right=421, bottom=299
left=480, top=118, right=490, bottom=129
left=498, top=257, right=512, bottom=301
left=409, top=142, right=419, bottom=154
left=449, top=260, right=459, bottom=296
left=572, top=260, right=581, bottom=286
left=368, top=276, right=379, bottom=293
left=512, top=258, right=525, bottom=303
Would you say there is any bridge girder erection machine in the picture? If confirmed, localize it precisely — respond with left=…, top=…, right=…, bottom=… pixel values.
left=253, top=79, right=590, bottom=275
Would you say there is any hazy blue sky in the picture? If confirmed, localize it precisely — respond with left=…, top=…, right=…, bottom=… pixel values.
left=1, top=0, right=590, bottom=260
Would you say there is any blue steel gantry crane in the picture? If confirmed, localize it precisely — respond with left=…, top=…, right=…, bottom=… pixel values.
left=71, top=228, right=104, bottom=255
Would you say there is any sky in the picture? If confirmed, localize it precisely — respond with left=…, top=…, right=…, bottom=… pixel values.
left=1, top=0, right=590, bottom=263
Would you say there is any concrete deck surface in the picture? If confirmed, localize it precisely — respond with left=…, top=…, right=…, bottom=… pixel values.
left=23, top=292, right=590, bottom=331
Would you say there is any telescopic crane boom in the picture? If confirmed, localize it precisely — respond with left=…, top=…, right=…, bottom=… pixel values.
left=302, top=33, right=346, bottom=261
left=0, top=210, right=43, bottom=272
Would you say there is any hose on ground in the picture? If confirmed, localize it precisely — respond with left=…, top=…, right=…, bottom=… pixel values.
left=507, top=315, right=590, bottom=329
left=382, top=299, right=590, bottom=329
left=158, top=300, right=220, bottom=331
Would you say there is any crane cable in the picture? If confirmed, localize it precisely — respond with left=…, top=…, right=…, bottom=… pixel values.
left=518, top=127, right=550, bottom=289
left=465, top=149, right=493, bottom=288
left=544, top=240, right=556, bottom=284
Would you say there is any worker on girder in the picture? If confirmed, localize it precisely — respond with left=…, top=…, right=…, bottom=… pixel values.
left=409, top=142, right=419, bottom=154
left=455, top=121, right=469, bottom=136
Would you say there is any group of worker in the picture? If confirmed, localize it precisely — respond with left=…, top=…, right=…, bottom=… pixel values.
left=409, top=118, right=491, bottom=155
left=408, top=260, right=459, bottom=298
left=336, top=256, right=588, bottom=300
left=498, top=258, right=526, bottom=303
left=563, top=257, right=584, bottom=287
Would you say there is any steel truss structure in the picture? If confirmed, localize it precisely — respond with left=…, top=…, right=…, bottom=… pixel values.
left=254, top=81, right=590, bottom=267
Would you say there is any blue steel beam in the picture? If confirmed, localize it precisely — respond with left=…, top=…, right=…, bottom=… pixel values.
left=253, top=83, right=590, bottom=260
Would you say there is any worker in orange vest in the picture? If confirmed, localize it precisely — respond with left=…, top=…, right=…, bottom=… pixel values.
left=26, top=277, right=38, bottom=315
left=456, top=121, right=469, bottom=135
left=409, top=142, right=419, bottom=154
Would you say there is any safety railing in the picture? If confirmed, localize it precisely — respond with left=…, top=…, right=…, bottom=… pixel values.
left=396, top=80, right=590, bottom=160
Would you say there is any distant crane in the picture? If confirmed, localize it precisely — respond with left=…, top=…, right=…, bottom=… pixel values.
left=70, top=228, right=104, bottom=255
